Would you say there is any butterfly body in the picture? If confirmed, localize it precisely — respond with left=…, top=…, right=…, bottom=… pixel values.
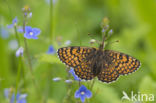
left=57, top=45, right=140, bottom=83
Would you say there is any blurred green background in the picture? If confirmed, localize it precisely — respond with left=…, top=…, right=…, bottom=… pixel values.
left=0, top=0, right=156, bottom=103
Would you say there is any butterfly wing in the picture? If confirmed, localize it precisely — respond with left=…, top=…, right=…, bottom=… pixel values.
left=97, top=66, right=119, bottom=83
left=57, top=46, right=97, bottom=80
left=74, top=61, right=95, bottom=80
left=97, top=50, right=141, bottom=83
left=106, top=50, right=141, bottom=75
left=57, top=47, right=93, bottom=67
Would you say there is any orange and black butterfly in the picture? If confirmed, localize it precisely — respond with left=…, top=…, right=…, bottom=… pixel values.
left=57, top=39, right=140, bottom=83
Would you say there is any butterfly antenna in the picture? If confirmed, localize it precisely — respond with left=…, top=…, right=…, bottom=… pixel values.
left=88, top=33, right=96, bottom=39
left=108, top=40, right=120, bottom=45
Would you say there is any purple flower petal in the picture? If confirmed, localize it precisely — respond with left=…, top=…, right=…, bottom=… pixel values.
left=69, top=68, right=81, bottom=81
left=10, top=93, right=15, bottom=103
left=28, top=12, right=32, bottom=18
left=24, top=32, right=32, bottom=39
left=47, top=45, right=55, bottom=54
left=16, top=47, right=24, bottom=57
left=65, top=79, right=73, bottom=83
left=16, top=94, right=27, bottom=103
left=64, top=40, right=71, bottom=46
left=0, top=26, right=9, bottom=39
left=4, top=88, right=10, bottom=99
left=17, top=99, right=27, bottom=103
left=31, top=35, right=38, bottom=39
left=52, top=77, right=61, bottom=81
left=75, top=90, right=80, bottom=98
left=32, top=28, right=41, bottom=36
left=79, top=85, right=87, bottom=92
left=86, top=90, right=92, bottom=98
left=16, top=93, right=20, bottom=100
left=12, top=17, right=18, bottom=24
left=18, top=28, right=24, bottom=33
left=74, top=85, right=92, bottom=102
left=7, top=24, right=14, bottom=29
left=80, top=95, right=85, bottom=103
left=25, top=26, right=32, bottom=33
left=4, top=88, right=27, bottom=103
left=7, top=17, right=18, bottom=29
left=24, top=26, right=41, bottom=39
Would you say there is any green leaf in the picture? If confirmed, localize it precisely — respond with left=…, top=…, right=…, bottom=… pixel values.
left=36, top=53, right=62, bottom=64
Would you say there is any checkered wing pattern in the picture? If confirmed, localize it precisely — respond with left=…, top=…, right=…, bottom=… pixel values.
left=98, top=50, right=140, bottom=83
left=97, top=65, right=119, bottom=83
left=106, top=50, right=140, bottom=75
left=57, top=46, right=96, bottom=80
left=57, top=47, right=94, bottom=67
left=74, top=61, right=95, bottom=80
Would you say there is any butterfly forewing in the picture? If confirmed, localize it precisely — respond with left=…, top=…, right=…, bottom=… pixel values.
left=57, top=47, right=94, bottom=67
left=57, top=46, right=97, bottom=80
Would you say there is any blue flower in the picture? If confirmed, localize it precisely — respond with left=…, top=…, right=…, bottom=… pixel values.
left=52, top=77, right=61, bottom=82
left=4, top=88, right=10, bottom=99
left=47, top=45, right=55, bottom=54
left=69, top=68, right=81, bottom=81
left=28, top=12, right=32, bottom=18
left=75, top=85, right=92, bottom=103
left=0, top=26, right=9, bottom=39
left=65, top=79, right=73, bottom=83
left=10, top=93, right=15, bottom=103
left=108, top=29, right=113, bottom=36
left=16, top=93, right=27, bottom=103
left=102, top=28, right=105, bottom=33
left=18, top=27, right=24, bottom=33
left=16, top=47, right=24, bottom=57
left=64, top=40, right=71, bottom=46
left=24, top=12, right=32, bottom=18
left=8, top=17, right=18, bottom=28
left=24, top=26, right=41, bottom=39
left=4, top=88, right=27, bottom=103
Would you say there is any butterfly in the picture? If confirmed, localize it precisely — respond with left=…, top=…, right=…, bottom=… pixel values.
left=57, top=40, right=140, bottom=83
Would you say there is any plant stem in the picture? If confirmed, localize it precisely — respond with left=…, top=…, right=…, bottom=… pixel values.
left=23, top=20, right=40, bottom=96
left=23, top=38, right=33, bottom=72
left=14, top=25, right=25, bottom=94
left=15, top=56, right=22, bottom=94
left=63, top=67, right=74, bottom=103
left=50, top=0, right=53, bottom=44
left=14, top=26, right=21, bottom=47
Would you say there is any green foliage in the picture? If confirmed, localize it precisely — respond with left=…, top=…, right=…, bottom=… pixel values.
left=0, top=0, right=156, bottom=103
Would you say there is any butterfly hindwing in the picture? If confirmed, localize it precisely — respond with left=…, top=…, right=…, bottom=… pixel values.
left=97, top=66, right=119, bottom=83
left=74, top=61, right=95, bottom=80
